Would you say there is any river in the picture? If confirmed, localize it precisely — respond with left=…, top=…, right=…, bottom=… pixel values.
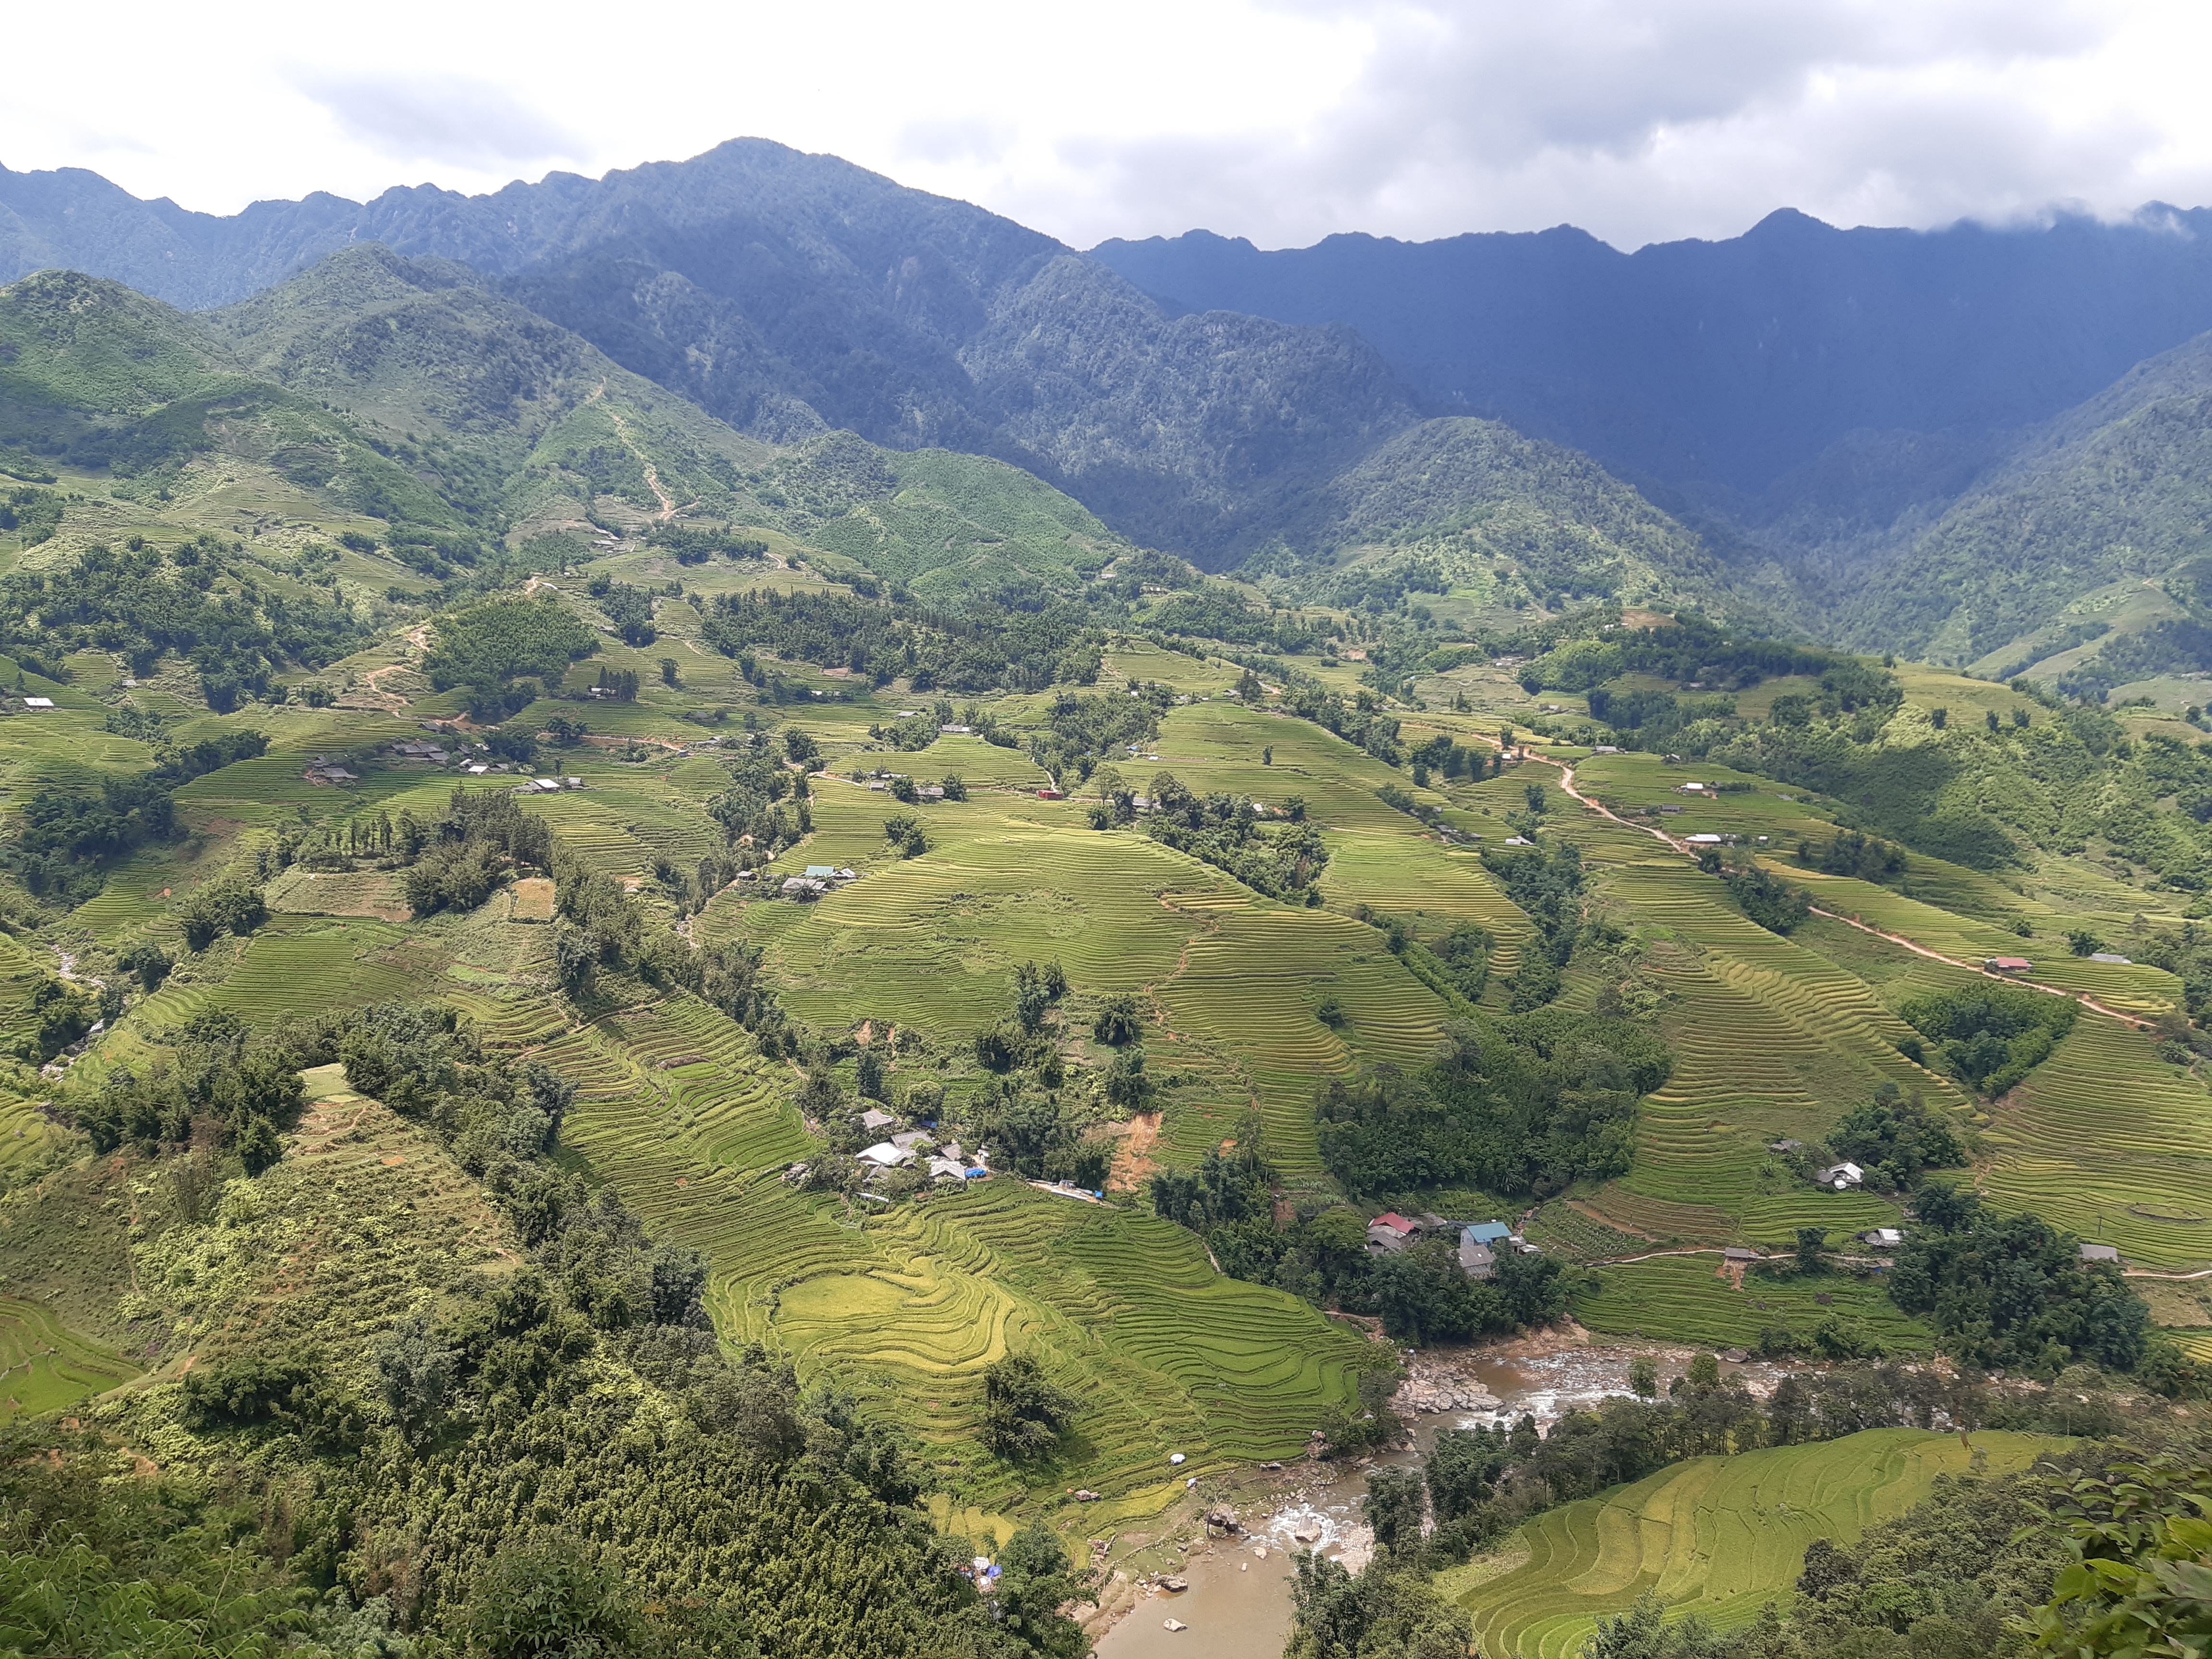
left=1092, top=1338, right=1740, bottom=1656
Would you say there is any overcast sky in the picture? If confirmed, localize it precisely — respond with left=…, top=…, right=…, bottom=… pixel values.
left=5, top=0, right=2208, bottom=252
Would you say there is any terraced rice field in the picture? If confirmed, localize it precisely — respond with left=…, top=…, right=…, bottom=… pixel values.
left=1573, top=1254, right=1932, bottom=1352
left=0, top=1297, right=140, bottom=1419
left=1456, top=1428, right=2063, bottom=1659
left=1779, top=867, right=2183, bottom=1017
left=1572, top=846, right=1937, bottom=1246
left=561, top=1063, right=1375, bottom=1508
left=1983, top=1014, right=2212, bottom=1267
left=714, top=783, right=1453, bottom=1172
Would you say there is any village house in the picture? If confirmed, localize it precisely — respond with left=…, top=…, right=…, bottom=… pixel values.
left=2080, top=1243, right=2121, bottom=1264
left=1365, top=1213, right=1418, bottom=1255
left=1815, top=1161, right=1864, bottom=1190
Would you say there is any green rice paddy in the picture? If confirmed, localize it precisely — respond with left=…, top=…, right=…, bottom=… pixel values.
left=1454, top=1428, right=2066, bottom=1659
left=0, top=1298, right=139, bottom=1419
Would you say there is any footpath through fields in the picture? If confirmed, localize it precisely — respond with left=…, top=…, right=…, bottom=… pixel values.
left=1530, top=752, right=2155, bottom=1030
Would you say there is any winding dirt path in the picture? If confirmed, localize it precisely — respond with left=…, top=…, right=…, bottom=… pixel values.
left=584, top=379, right=684, bottom=523
left=1524, top=750, right=2156, bottom=1031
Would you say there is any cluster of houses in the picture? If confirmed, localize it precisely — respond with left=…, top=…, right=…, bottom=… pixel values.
left=1847, top=1225, right=2119, bottom=1269
left=1364, top=1212, right=1535, bottom=1280
left=859, top=770, right=947, bottom=800
left=302, top=753, right=360, bottom=785
left=854, top=1106, right=990, bottom=1186
left=771, top=864, right=857, bottom=900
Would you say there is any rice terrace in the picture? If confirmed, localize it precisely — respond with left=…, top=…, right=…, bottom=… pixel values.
left=2, top=117, right=2212, bottom=1659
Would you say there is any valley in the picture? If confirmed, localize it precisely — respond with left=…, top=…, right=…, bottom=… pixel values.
left=0, top=147, right=2207, bottom=1659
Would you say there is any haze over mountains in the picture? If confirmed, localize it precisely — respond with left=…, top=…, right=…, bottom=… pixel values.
left=9, top=137, right=2212, bottom=675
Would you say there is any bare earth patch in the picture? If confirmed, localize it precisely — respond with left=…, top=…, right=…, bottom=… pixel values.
left=1107, top=1112, right=1161, bottom=1194
left=508, top=878, right=556, bottom=923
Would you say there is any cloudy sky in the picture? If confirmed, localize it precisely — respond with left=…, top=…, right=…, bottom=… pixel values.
left=5, top=0, right=2208, bottom=251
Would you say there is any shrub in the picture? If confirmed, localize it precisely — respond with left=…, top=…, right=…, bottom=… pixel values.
left=176, top=877, right=267, bottom=950
left=1724, top=864, right=1812, bottom=934
left=883, top=813, right=927, bottom=858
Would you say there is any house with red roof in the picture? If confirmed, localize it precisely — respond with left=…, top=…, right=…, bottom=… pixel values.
left=1365, top=1213, right=1418, bottom=1255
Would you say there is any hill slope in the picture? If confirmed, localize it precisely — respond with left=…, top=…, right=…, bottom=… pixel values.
left=1833, top=330, right=2212, bottom=669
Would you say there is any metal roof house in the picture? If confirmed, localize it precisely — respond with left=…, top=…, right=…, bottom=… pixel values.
left=1815, top=1161, right=1865, bottom=1190
left=1365, top=1213, right=1418, bottom=1255
left=2080, top=1243, right=2122, bottom=1264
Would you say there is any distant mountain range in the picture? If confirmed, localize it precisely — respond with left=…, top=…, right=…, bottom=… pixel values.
left=1092, top=210, right=2212, bottom=504
left=0, top=143, right=1415, bottom=561
left=8, top=142, right=2212, bottom=677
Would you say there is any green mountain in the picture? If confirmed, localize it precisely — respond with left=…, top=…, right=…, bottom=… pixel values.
left=1284, top=416, right=1750, bottom=611
left=1835, top=331, right=2212, bottom=671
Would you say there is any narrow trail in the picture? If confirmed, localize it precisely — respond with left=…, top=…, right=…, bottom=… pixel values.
left=586, top=379, right=682, bottom=523
left=1523, top=750, right=2155, bottom=1032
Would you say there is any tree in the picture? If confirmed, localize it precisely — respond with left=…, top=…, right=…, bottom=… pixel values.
left=994, top=1521, right=1096, bottom=1659
left=980, top=1354, right=1081, bottom=1459
left=1426, top=1426, right=1509, bottom=1524
left=1630, top=1356, right=1659, bottom=1398
left=2069, top=929, right=2106, bottom=957
left=1795, top=1226, right=1828, bottom=1274
left=884, top=814, right=927, bottom=858
left=2030, top=1453, right=2212, bottom=1659
left=375, top=1311, right=458, bottom=1442
left=856, top=1046, right=887, bottom=1103
left=659, top=657, right=679, bottom=687
left=1102, top=1046, right=1151, bottom=1108
left=234, top=1114, right=283, bottom=1176
left=1364, top=1467, right=1427, bottom=1553
left=1092, top=992, right=1143, bottom=1046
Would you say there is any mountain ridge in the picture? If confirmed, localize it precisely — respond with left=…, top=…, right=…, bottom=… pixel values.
left=1091, top=206, right=2212, bottom=504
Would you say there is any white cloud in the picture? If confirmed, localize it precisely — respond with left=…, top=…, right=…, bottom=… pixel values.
left=0, top=0, right=2207, bottom=251
left=293, top=72, right=582, bottom=170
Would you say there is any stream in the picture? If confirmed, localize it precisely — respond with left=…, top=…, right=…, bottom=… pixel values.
left=1092, top=1341, right=1748, bottom=1656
